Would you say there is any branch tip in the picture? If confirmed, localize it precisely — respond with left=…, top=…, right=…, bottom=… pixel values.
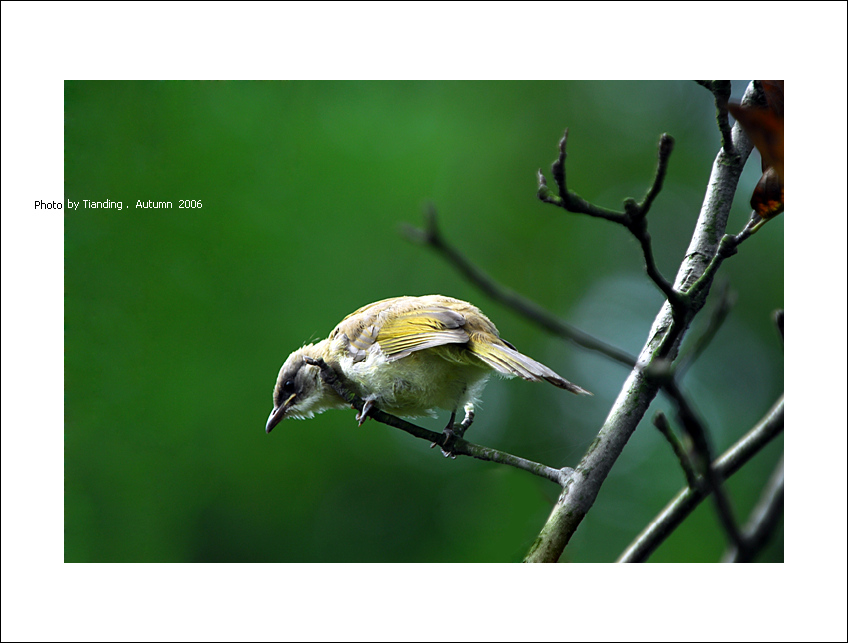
left=659, top=133, right=675, bottom=157
left=552, top=131, right=568, bottom=197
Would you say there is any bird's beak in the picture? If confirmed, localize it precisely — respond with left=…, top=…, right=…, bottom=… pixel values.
left=265, top=393, right=296, bottom=433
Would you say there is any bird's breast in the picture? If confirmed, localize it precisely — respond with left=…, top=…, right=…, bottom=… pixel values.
left=336, top=344, right=489, bottom=417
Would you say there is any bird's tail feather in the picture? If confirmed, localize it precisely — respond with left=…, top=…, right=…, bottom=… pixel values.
left=469, top=339, right=591, bottom=396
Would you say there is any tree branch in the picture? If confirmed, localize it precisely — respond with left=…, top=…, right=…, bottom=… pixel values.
left=653, top=370, right=747, bottom=556
left=538, top=129, right=682, bottom=309
left=686, top=211, right=762, bottom=306
left=675, top=280, right=735, bottom=378
left=696, top=80, right=735, bottom=155
left=618, top=396, right=784, bottom=562
left=524, top=81, right=758, bottom=563
left=302, top=355, right=571, bottom=486
left=401, top=206, right=636, bottom=368
left=722, top=457, right=784, bottom=563
left=653, top=411, right=699, bottom=490
left=537, top=130, right=624, bottom=223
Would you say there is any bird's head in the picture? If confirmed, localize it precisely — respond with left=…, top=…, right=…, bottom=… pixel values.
left=265, top=341, right=346, bottom=432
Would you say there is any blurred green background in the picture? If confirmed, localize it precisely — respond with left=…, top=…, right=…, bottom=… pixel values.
left=64, top=81, right=783, bottom=562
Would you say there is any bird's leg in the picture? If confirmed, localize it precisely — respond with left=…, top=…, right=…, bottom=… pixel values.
left=457, top=403, right=475, bottom=438
left=432, top=401, right=475, bottom=458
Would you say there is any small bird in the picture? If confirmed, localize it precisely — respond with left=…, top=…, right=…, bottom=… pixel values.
left=265, top=295, right=590, bottom=437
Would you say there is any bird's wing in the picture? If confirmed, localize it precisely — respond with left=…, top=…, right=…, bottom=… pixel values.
left=376, top=305, right=470, bottom=360
left=336, top=300, right=471, bottom=362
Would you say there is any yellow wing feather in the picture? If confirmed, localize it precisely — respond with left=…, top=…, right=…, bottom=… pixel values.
left=330, top=295, right=591, bottom=395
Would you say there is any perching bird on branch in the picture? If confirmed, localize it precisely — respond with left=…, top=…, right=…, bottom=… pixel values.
left=265, top=295, right=590, bottom=436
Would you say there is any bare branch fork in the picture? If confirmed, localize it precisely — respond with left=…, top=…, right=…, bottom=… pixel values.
left=636, top=305, right=784, bottom=560
left=647, top=364, right=750, bottom=557
left=538, top=128, right=682, bottom=311
left=521, top=80, right=766, bottom=562
left=618, top=396, right=784, bottom=562
left=640, top=279, right=776, bottom=559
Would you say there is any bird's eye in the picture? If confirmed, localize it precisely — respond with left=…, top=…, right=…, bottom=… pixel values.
left=283, top=380, right=295, bottom=394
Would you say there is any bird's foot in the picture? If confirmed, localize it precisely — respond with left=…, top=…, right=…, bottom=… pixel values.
left=356, top=398, right=376, bottom=426
left=429, top=412, right=464, bottom=458
left=429, top=425, right=459, bottom=459
left=429, top=409, right=474, bottom=457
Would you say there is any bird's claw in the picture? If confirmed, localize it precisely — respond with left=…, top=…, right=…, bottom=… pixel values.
left=430, top=424, right=461, bottom=458
left=356, top=398, right=375, bottom=426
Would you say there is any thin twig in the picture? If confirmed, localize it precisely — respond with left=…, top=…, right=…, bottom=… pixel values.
left=630, top=213, right=681, bottom=309
left=686, top=213, right=760, bottom=305
left=653, top=412, right=699, bottom=489
left=637, top=132, right=675, bottom=216
left=722, top=457, right=784, bottom=563
left=617, top=396, right=784, bottom=562
left=654, top=371, right=748, bottom=556
left=537, top=130, right=624, bottom=222
left=302, top=355, right=570, bottom=486
left=401, top=207, right=636, bottom=368
left=699, top=80, right=734, bottom=155
left=537, top=129, right=682, bottom=309
left=675, top=280, right=736, bottom=378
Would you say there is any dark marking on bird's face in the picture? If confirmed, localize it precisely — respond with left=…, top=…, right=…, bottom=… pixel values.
left=273, top=371, right=299, bottom=410
left=267, top=354, right=321, bottom=432
left=273, top=357, right=316, bottom=411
